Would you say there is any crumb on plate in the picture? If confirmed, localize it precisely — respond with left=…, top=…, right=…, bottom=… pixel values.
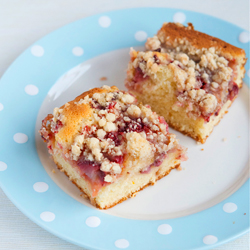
left=100, top=77, right=107, bottom=81
left=177, top=165, right=182, bottom=171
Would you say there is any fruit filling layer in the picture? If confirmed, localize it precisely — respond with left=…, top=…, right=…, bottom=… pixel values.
left=40, top=86, right=186, bottom=196
left=126, top=45, right=239, bottom=122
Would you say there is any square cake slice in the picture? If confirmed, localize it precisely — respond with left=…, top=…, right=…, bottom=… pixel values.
left=39, top=85, right=187, bottom=209
left=125, top=22, right=247, bottom=143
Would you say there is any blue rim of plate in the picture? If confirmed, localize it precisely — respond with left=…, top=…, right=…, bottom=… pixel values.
left=0, top=8, right=249, bottom=250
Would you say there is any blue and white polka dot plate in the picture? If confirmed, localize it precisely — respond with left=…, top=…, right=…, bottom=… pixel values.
left=0, top=8, right=249, bottom=250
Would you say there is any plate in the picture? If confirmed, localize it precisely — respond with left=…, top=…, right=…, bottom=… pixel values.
left=0, top=8, right=249, bottom=250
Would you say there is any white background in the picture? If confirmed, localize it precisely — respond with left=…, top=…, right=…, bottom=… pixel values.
left=0, top=0, right=249, bottom=249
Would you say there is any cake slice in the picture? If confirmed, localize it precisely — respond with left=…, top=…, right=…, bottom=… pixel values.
left=39, top=85, right=187, bottom=209
left=125, top=22, right=247, bottom=143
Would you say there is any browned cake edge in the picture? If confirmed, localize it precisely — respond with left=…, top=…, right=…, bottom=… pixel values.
left=56, top=86, right=119, bottom=146
left=158, top=23, right=246, bottom=60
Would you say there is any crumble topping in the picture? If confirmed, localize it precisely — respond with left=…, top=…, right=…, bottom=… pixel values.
left=126, top=105, right=141, bottom=118
left=126, top=132, right=153, bottom=160
left=40, top=86, right=179, bottom=184
left=145, top=35, right=161, bottom=51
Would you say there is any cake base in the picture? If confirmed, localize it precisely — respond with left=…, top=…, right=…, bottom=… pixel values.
left=53, top=152, right=181, bottom=209
left=166, top=99, right=235, bottom=144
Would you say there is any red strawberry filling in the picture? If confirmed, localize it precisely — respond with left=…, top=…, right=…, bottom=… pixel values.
left=141, top=152, right=168, bottom=173
left=134, top=67, right=148, bottom=83
left=54, top=120, right=63, bottom=133
left=228, top=82, right=239, bottom=101
left=76, top=158, right=106, bottom=196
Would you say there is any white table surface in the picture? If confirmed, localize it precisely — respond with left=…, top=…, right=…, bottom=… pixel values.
left=0, top=0, right=249, bottom=249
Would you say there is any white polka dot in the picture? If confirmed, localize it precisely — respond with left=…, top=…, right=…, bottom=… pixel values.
left=33, top=182, right=49, bottom=193
left=223, top=202, right=238, bottom=213
left=203, top=235, right=218, bottom=245
left=247, top=69, right=250, bottom=78
left=0, top=103, right=3, bottom=111
left=25, top=85, right=39, bottom=95
left=135, top=31, right=148, bottom=42
left=99, top=16, right=111, bottom=28
left=31, top=45, right=44, bottom=57
left=115, top=239, right=129, bottom=249
left=40, top=212, right=55, bottom=222
left=173, top=12, right=186, bottom=24
left=72, top=47, right=84, bottom=56
left=157, top=224, right=172, bottom=235
left=0, top=161, right=7, bottom=171
left=13, top=133, right=28, bottom=144
left=239, top=31, right=250, bottom=43
left=85, top=216, right=101, bottom=227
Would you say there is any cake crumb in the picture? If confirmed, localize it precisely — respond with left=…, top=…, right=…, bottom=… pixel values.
left=100, top=77, right=107, bottom=81
left=52, top=169, right=56, bottom=173
left=222, top=138, right=227, bottom=142
left=196, top=141, right=201, bottom=145
left=233, top=221, right=235, bottom=224
left=225, top=111, right=228, bottom=114
left=201, top=148, right=204, bottom=151
left=80, top=193, right=88, bottom=198
left=176, top=165, right=182, bottom=171
left=244, top=213, right=246, bottom=215
left=131, top=192, right=138, bottom=198
left=238, top=136, right=241, bottom=138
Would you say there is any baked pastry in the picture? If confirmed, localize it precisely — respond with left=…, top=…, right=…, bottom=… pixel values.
left=39, top=85, right=187, bottom=209
left=125, top=22, right=247, bottom=143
